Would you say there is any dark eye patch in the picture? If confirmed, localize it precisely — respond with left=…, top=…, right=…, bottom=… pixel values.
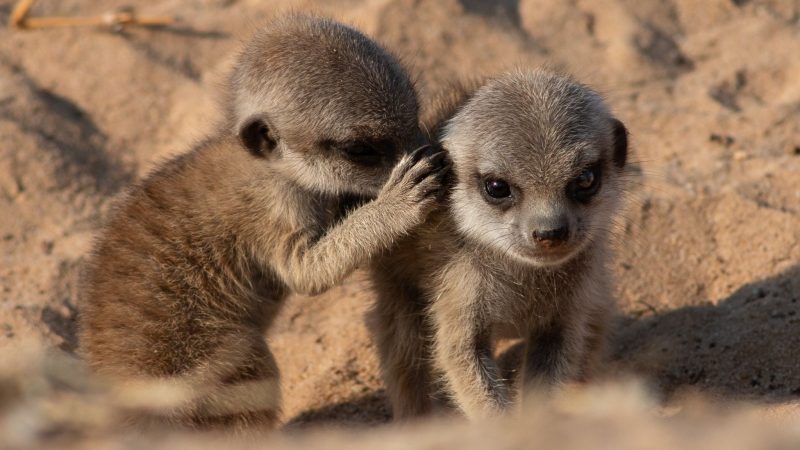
left=567, top=160, right=603, bottom=203
left=320, top=138, right=395, bottom=167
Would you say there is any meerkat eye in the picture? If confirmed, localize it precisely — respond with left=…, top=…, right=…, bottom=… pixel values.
left=344, top=143, right=374, bottom=156
left=484, top=179, right=512, bottom=199
left=258, top=125, right=270, bottom=141
left=568, top=163, right=602, bottom=202
left=339, top=141, right=383, bottom=166
left=576, top=169, right=595, bottom=189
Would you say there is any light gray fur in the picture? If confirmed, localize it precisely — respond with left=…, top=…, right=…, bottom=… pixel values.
left=369, top=70, right=630, bottom=420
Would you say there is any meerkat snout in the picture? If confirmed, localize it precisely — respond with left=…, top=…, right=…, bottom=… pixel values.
left=529, top=219, right=569, bottom=247
left=521, top=203, right=574, bottom=260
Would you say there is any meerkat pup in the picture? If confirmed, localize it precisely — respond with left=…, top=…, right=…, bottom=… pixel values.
left=79, top=14, right=449, bottom=430
left=369, top=70, right=629, bottom=420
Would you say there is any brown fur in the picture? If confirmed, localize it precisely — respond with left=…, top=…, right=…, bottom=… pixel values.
left=369, top=71, right=630, bottom=420
left=419, top=79, right=483, bottom=143
left=78, top=14, right=448, bottom=432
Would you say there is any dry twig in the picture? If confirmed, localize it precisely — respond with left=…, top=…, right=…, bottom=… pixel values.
left=9, top=0, right=176, bottom=31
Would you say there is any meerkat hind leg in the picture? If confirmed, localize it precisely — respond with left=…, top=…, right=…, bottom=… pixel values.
left=369, top=275, right=440, bottom=419
left=186, top=332, right=282, bottom=431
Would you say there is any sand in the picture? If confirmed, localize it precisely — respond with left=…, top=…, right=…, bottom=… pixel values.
left=0, top=0, right=799, bottom=447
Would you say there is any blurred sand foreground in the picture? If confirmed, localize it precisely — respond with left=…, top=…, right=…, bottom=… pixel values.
left=0, top=0, right=799, bottom=448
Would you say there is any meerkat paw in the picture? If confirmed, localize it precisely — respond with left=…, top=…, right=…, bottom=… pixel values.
left=377, top=144, right=451, bottom=226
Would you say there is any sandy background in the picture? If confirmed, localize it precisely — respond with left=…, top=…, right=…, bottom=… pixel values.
left=1, top=0, right=799, bottom=447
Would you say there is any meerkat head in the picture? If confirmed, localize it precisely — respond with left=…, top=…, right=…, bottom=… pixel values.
left=442, top=71, right=629, bottom=268
left=228, top=14, right=421, bottom=196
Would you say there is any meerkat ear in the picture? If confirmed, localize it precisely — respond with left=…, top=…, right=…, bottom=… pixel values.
left=611, top=118, right=628, bottom=169
left=238, top=116, right=278, bottom=157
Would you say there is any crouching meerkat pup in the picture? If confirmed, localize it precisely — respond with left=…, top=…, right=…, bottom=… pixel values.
left=79, top=14, right=449, bottom=431
left=369, top=70, right=629, bottom=420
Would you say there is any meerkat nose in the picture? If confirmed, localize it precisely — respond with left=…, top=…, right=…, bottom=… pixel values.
left=531, top=224, right=569, bottom=247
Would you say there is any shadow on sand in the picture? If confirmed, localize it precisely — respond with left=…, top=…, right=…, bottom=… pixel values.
left=291, top=265, right=799, bottom=427
left=609, top=264, right=800, bottom=402
left=284, top=390, right=391, bottom=429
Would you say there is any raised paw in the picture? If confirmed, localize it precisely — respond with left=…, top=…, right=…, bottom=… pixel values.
left=378, top=144, right=452, bottom=222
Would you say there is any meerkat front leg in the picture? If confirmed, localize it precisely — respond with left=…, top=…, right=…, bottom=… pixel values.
left=520, top=321, right=571, bottom=391
left=577, top=299, right=613, bottom=381
left=269, top=147, right=450, bottom=296
left=429, top=262, right=511, bottom=419
left=519, top=306, right=589, bottom=402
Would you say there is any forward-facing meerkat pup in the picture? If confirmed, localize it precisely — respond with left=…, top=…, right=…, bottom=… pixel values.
left=79, top=14, right=448, bottom=431
left=369, top=70, right=629, bottom=420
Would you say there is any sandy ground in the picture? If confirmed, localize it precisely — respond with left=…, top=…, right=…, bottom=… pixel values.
left=1, top=0, right=799, bottom=447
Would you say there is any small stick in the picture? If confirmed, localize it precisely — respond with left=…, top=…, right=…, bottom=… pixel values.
left=19, top=13, right=176, bottom=30
left=9, top=0, right=35, bottom=27
left=10, top=0, right=176, bottom=30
